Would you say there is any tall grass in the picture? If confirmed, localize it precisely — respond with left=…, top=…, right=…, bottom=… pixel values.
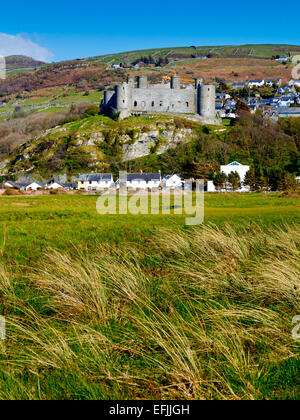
left=0, top=223, right=299, bottom=399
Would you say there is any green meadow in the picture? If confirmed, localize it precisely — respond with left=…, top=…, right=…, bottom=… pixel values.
left=0, top=193, right=299, bottom=265
left=0, top=193, right=299, bottom=399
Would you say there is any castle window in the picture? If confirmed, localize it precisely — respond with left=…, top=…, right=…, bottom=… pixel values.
left=152, top=101, right=155, bottom=107
left=186, top=102, right=189, bottom=107
left=160, top=101, right=163, bottom=107
left=134, top=101, right=137, bottom=107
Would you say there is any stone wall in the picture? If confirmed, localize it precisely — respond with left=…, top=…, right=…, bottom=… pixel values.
left=130, top=87, right=196, bottom=114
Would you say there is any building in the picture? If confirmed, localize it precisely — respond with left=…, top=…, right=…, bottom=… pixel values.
left=78, top=174, right=114, bottom=191
left=266, top=79, right=281, bottom=87
left=25, top=182, right=45, bottom=191
left=277, top=107, right=300, bottom=118
left=207, top=161, right=250, bottom=192
left=47, top=182, right=77, bottom=190
left=47, top=182, right=65, bottom=190
left=220, top=161, right=250, bottom=185
left=101, top=75, right=218, bottom=124
left=278, top=86, right=295, bottom=95
left=247, top=80, right=265, bottom=88
left=162, top=174, right=183, bottom=189
left=289, top=79, right=300, bottom=88
left=121, top=173, right=161, bottom=190
left=231, top=82, right=247, bottom=90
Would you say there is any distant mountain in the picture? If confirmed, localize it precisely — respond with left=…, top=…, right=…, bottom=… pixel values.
left=5, top=55, right=45, bottom=69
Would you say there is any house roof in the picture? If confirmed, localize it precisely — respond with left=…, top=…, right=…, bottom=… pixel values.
left=228, top=161, right=242, bottom=166
left=127, top=173, right=161, bottom=182
left=78, top=173, right=113, bottom=182
left=248, top=79, right=264, bottom=83
left=163, top=174, right=182, bottom=180
left=62, top=183, right=77, bottom=188
left=27, top=181, right=45, bottom=187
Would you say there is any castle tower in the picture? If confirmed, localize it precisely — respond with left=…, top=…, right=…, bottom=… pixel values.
left=198, top=84, right=216, bottom=120
left=101, top=90, right=114, bottom=114
left=127, top=76, right=135, bottom=88
left=137, top=75, right=148, bottom=89
left=103, top=91, right=114, bottom=106
left=115, top=82, right=132, bottom=118
left=171, top=75, right=181, bottom=89
left=195, top=78, right=203, bottom=89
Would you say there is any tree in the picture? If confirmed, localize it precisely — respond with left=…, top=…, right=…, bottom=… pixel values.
left=228, top=171, right=241, bottom=191
left=282, top=172, right=298, bottom=191
left=213, top=172, right=227, bottom=191
left=256, top=168, right=268, bottom=191
left=244, top=168, right=256, bottom=191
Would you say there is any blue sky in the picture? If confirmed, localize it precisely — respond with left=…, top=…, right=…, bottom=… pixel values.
left=1, top=0, right=299, bottom=62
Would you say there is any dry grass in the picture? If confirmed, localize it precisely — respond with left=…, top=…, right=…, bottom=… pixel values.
left=0, top=223, right=299, bottom=399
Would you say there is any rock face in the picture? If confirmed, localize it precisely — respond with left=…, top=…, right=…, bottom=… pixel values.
left=122, top=128, right=193, bottom=161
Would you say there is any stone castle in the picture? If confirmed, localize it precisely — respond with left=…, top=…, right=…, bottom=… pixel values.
left=101, top=75, right=218, bottom=124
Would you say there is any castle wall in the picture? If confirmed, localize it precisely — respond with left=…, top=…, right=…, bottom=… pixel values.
left=130, top=88, right=196, bottom=114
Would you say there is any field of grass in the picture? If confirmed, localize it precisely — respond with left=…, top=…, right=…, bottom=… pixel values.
left=0, top=193, right=299, bottom=399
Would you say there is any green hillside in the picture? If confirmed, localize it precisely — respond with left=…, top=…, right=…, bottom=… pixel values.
left=89, top=43, right=300, bottom=64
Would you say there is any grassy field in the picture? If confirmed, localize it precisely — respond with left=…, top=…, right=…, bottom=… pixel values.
left=0, top=193, right=299, bottom=399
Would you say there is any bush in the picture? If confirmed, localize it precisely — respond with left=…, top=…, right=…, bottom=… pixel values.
left=3, top=188, right=24, bottom=196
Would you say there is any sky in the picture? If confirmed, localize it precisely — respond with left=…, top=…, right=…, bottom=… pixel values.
left=0, top=0, right=299, bottom=62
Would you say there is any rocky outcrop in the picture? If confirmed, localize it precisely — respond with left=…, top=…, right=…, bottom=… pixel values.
left=122, top=128, right=193, bottom=161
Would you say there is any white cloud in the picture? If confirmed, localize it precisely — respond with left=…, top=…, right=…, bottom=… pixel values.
left=0, top=33, right=53, bottom=62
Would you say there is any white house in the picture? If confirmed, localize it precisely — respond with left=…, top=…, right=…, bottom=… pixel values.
left=124, top=173, right=161, bottom=189
left=266, top=79, right=281, bottom=87
left=25, top=182, right=45, bottom=191
left=162, top=174, right=183, bottom=189
left=289, top=79, right=300, bottom=88
left=247, top=79, right=265, bottom=88
left=220, top=161, right=250, bottom=191
left=4, top=181, right=16, bottom=188
left=278, top=97, right=294, bottom=107
left=47, top=182, right=65, bottom=190
left=77, top=174, right=114, bottom=191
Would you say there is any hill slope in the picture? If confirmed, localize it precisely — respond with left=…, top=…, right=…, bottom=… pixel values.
left=5, top=55, right=46, bottom=69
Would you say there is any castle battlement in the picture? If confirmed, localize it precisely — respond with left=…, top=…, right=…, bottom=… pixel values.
left=101, top=75, right=218, bottom=124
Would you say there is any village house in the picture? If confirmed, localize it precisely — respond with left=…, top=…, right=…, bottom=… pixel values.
left=77, top=174, right=114, bottom=191
left=278, top=86, right=295, bottom=95
left=289, top=79, right=300, bottom=88
left=4, top=181, right=45, bottom=191
left=121, top=173, right=161, bottom=190
left=266, top=79, right=281, bottom=87
left=247, top=80, right=265, bottom=88
left=231, top=82, right=247, bottom=90
left=47, top=182, right=77, bottom=191
left=207, top=161, right=250, bottom=193
left=162, top=174, right=183, bottom=189
left=277, top=107, right=300, bottom=118
left=25, top=181, right=45, bottom=191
